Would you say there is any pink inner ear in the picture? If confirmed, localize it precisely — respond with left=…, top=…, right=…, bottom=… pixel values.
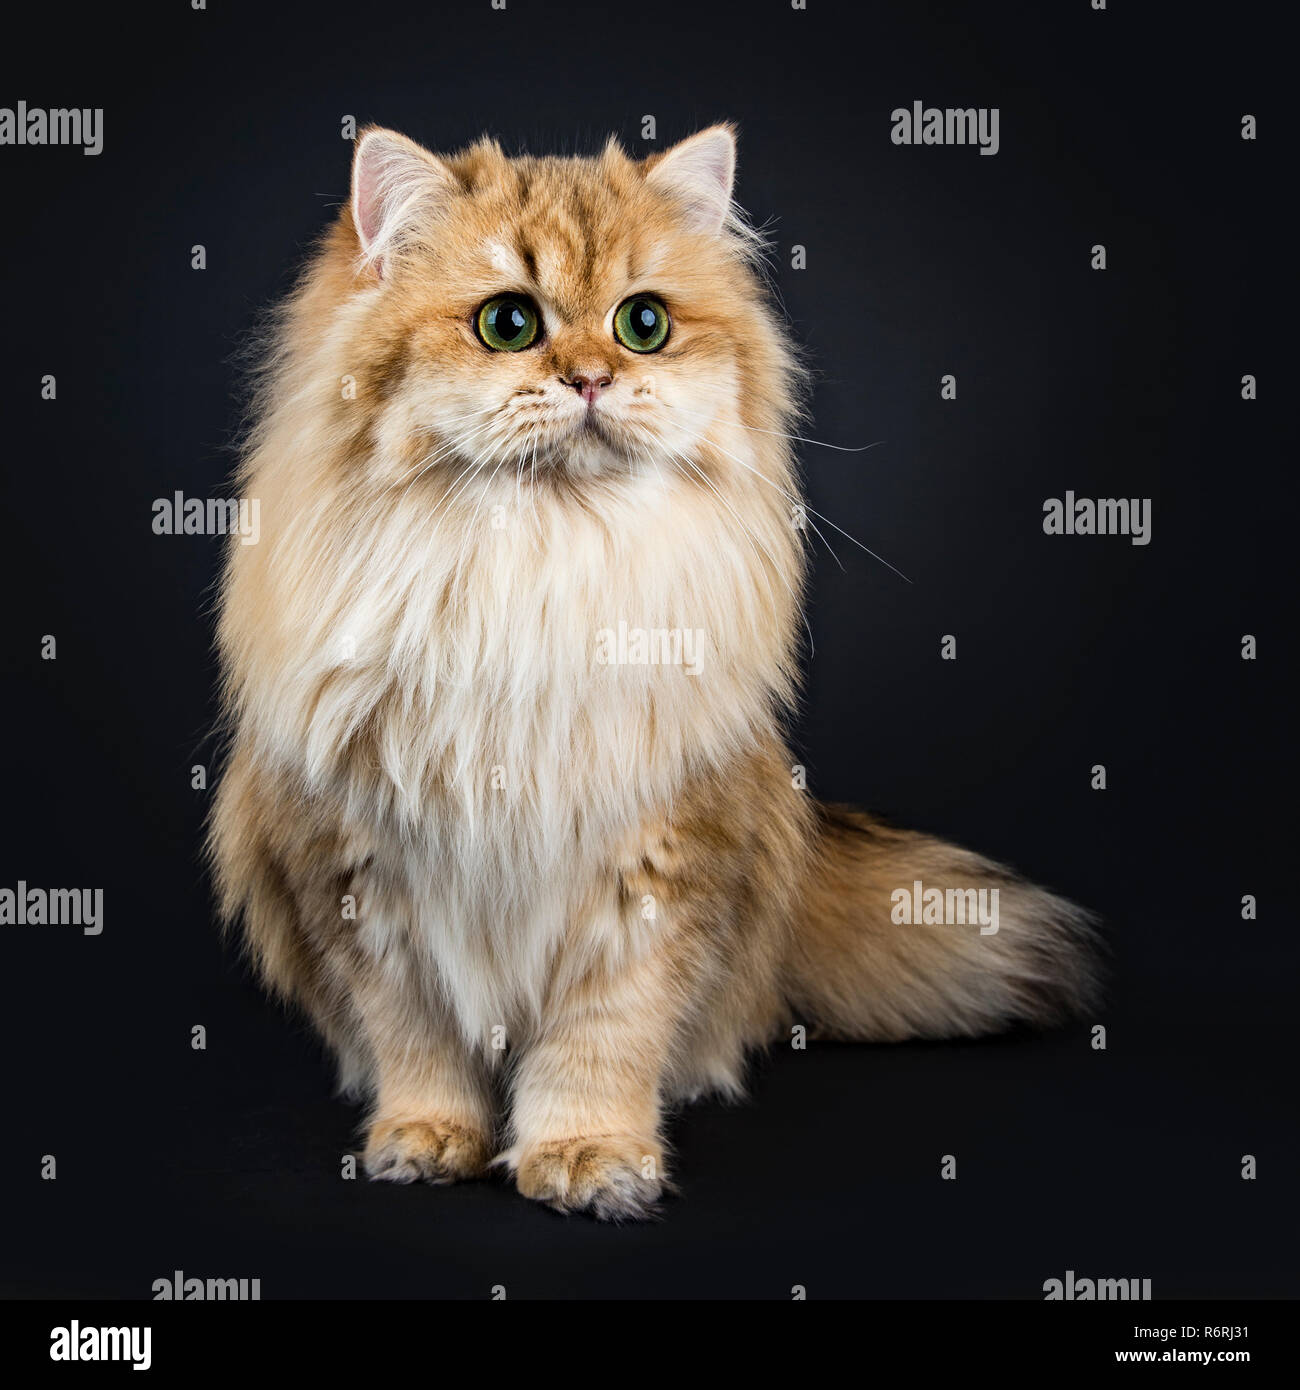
left=650, top=131, right=736, bottom=234
left=691, top=141, right=733, bottom=194
left=353, top=147, right=389, bottom=252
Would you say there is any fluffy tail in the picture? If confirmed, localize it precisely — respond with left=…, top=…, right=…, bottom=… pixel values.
left=785, top=804, right=1101, bottom=1041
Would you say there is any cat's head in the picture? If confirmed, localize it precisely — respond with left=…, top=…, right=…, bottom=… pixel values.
left=329, top=125, right=797, bottom=488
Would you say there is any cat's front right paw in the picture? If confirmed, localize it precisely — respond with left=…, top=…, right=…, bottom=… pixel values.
left=363, top=1116, right=489, bottom=1185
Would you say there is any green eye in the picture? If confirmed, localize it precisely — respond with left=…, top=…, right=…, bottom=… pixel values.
left=613, top=296, right=670, bottom=353
left=476, top=295, right=541, bottom=352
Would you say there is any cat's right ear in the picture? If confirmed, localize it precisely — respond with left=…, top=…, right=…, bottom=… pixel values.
left=350, top=128, right=455, bottom=276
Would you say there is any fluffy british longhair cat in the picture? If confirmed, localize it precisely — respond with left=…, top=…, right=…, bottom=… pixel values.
left=211, top=124, right=1098, bottom=1220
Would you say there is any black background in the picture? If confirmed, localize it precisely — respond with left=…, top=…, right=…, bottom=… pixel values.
left=1, top=1, right=1293, bottom=1299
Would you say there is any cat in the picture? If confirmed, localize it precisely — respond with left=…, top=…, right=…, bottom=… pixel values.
left=210, top=124, right=1099, bottom=1220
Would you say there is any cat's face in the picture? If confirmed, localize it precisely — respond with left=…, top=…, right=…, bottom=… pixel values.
left=341, top=126, right=789, bottom=488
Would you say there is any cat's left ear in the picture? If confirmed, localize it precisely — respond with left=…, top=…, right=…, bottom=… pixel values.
left=645, top=125, right=737, bottom=235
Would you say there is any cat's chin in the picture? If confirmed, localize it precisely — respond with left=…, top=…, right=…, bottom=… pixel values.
left=548, top=436, right=630, bottom=479
left=535, top=418, right=647, bottom=481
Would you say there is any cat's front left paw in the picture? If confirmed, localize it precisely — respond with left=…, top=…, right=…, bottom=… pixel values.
left=511, top=1135, right=667, bottom=1221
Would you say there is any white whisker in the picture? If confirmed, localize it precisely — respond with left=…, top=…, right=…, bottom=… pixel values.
left=699, top=430, right=911, bottom=585
left=659, top=444, right=815, bottom=657
left=666, top=402, right=886, bottom=453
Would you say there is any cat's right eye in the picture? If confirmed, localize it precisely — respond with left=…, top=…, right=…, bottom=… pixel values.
left=475, top=295, right=542, bottom=352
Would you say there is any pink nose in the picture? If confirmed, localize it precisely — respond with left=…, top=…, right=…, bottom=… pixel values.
left=564, top=371, right=613, bottom=405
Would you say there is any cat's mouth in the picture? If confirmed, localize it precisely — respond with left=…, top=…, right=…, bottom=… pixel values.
left=509, top=408, right=640, bottom=478
left=557, top=403, right=620, bottom=454
left=480, top=393, right=659, bottom=479
left=575, top=409, right=609, bottom=441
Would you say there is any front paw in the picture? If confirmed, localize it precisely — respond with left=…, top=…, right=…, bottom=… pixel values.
left=512, top=1135, right=666, bottom=1221
left=364, top=1116, right=489, bottom=1186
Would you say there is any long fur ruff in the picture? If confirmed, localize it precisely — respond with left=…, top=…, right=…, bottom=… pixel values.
left=210, top=126, right=1099, bottom=1219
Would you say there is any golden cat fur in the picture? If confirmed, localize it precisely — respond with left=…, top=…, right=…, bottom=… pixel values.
left=210, top=124, right=1098, bottom=1220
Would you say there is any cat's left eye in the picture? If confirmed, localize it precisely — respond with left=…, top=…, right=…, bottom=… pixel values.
left=613, top=296, right=671, bottom=353
left=476, top=295, right=542, bottom=352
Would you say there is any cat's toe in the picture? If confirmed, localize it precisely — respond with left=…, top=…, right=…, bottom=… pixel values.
left=512, top=1135, right=666, bottom=1221
left=364, top=1117, right=489, bottom=1185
